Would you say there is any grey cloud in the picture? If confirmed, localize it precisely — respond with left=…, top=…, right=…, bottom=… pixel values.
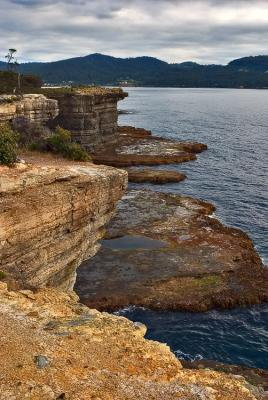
left=1, top=0, right=268, bottom=64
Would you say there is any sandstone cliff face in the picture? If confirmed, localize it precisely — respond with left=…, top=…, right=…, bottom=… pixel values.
left=0, top=157, right=267, bottom=399
left=0, top=94, right=59, bottom=125
left=51, top=90, right=127, bottom=150
left=0, top=161, right=127, bottom=290
left=0, top=283, right=265, bottom=400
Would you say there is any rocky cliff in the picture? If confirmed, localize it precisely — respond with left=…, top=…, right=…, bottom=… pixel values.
left=0, top=94, right=59, bottom=125
left=50, top=88, right=127, bottom=150
left=0, top=158, right=127, bottom=290
left=0, top=283, right=266, bottom=399
left=0, top=156, right=267, bottom=399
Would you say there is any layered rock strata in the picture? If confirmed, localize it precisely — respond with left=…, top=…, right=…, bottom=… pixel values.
left=0, top=94, right=58, bottom=125
left=75, top=189, right=268, bottom=311
left=126, top=168, right=186, bottom=184
left=50, top=89, right=127, bottom=150
left=0, top=159, right=127, bottom=291
left=92, top=125, right=207, bottom=167
left=0, top=283, right=266, bottom=400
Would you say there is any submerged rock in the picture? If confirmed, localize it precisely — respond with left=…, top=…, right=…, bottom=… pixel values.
left=75, top=189, right=268, bottom=312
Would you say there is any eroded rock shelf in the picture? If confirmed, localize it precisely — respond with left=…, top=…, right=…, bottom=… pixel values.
left=76, top=189, right=268, bottom=312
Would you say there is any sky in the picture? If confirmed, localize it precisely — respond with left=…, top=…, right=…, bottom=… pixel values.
left=0, top=0, right=267, bottom=65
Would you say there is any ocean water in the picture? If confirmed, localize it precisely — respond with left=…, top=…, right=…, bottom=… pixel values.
left=117, top=87, right=268, bottom=370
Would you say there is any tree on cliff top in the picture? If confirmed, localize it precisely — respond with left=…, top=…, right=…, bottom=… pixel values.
left=5, top=49, right=21, bottom=93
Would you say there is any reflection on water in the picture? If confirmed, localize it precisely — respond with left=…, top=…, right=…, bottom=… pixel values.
left=101, top=235, right=168, bottom=250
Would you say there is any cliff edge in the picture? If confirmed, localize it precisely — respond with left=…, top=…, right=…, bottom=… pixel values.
left=0, top=155, right=267, bottom=399
left=0, top=283, right=266, bottom=400
left=0, top=156, right=127, bottom=290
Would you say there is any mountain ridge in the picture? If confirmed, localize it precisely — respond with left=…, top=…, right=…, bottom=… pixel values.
left=1, top=54, right=268, bottom=88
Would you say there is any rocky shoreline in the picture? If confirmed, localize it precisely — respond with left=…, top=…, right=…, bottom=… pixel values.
left=75, top=189, right=268, bottom=312
left=126, top=168, right=187, bottom=184
left=0, top=88, right=267, bottom=398
left=92, top=125, right=207, bottom=167
left=1, top=282, right=266, bottom=400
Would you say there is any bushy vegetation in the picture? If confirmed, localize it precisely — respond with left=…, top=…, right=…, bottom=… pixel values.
left=0, top=124, right=18, bottom=166
left=0, top=71, right=43, bottom=94
left=0, top=122, right=90, bottom=165
left=30, top=126, right=90, bottom=161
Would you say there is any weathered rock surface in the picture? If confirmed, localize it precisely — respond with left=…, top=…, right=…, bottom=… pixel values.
left=75, top=189, right=268, bottom=312
left=0, top=94, right=59, bottom=125
left=0, top=282, right=266, bottom=400
left=126, top=168, right=186, bottom=184
left=0, top=157, right=127, bottom=290
left=181, top=360, right=268, bottom=392
left=92, top=125, right=207, bottom=167
left=50, top=89, right=127, bottom=150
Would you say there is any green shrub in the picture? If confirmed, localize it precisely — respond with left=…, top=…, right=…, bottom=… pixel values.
left=0, top=124, right=18, bottom=166
left=28, top=126, right=91, bottom=161
left=65, top=142, right=91, bottom=161
left=46, top=126, right=71, bottom=154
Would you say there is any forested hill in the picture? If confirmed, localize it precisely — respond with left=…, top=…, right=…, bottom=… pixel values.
left=1, top=53, right=268, bottom=88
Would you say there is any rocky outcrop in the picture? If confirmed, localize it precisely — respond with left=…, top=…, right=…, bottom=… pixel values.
left=92, top=125, right=207, bottom=167
left=181, top=360, right=268, bottom=392
left=0, top=159, right=127, bottom=291
left=0, top=94, right=59, bottom=125
left=126, top=168, right=187, bottom=184
left=0, top=282, right=266, bottom=400
left=50, top=88, right=127, bottom=150
left=75, top=189, right=268, bottom=311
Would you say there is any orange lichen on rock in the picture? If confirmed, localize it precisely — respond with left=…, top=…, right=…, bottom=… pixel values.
left=0, top=283, right=265, bottom=400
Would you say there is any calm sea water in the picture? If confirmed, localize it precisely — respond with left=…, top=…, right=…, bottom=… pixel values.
left=117, top=87, right=268, bottom=370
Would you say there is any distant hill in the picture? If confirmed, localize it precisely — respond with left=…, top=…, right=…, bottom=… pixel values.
left=1, top=54, right=268, bottom=88
left=228, top=56, right=268, bottom=73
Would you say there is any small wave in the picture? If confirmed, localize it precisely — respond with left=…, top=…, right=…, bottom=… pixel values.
left=114, top=305, right=147, bottom=316
left=208, top=212, right=217, bottom=219
left=174, top=349, right=203, bottom=362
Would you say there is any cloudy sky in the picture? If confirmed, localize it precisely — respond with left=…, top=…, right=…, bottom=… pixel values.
left=0, top=0, right=267, bottom=64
